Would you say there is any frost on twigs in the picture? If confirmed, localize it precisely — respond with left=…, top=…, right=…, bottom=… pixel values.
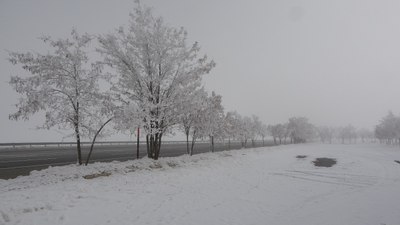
left=8, top=29, right=114, bottom=165
left=98, top=1, right=215, bottom=159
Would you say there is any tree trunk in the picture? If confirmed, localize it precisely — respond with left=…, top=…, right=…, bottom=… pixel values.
left=262, top=137, right=265, bottom=146
left=210, top=136, right=215, bottom=152
left=228, top=138, right=231, bottom=150
left=85, top=118, right=113, bottom=166
left=186, top=131, right=190, bottom=155
left=74, top=124, right=82, bottom=165
left=155, top=133, right=162, bottom=160
left=146, top=135, right=150, bottom=157
left=190, top=131, right=197, bottom=156
left=147, top=133, right=163, bottom=160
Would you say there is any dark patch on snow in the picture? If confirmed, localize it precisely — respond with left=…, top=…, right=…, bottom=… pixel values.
left=313, top=158, right=337, bottom=167
left=296, top=155, right=307, bottom=159
left=394, top=160, right=400, bottom=165
left=83, top=171, right=111, bottom=179
left=166, top=161, right=178, bottom=168
left=149, top=162, right=162, bottom=169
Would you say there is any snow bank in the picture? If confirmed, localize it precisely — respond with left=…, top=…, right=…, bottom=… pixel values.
left=1, top=143, right=400, bottom=225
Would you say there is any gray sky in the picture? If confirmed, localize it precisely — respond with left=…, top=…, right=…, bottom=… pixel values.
left=1, top=0, right=400, bottom=142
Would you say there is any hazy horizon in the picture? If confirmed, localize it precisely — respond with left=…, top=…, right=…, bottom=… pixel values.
left=1, top=0, right=400, bottom=142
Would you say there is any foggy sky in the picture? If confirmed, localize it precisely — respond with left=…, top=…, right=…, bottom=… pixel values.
left=1, top=0, right=400, bottom=142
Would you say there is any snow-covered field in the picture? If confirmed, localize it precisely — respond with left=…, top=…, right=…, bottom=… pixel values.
left=1, top=143, right=400, bottom=225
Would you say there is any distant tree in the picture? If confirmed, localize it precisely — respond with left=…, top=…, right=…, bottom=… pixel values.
left=338, top=124, right=357, bottom=144
left=98, top=2, right=215, bottom=159
left=282, top=123, right=290, bottom=144
left=374, top=111, right=400, bottom=145
left=357, top=128, right=373, bottom=143
left=258, top=124, right=269, bottom=146
left=287, top=117, right=315, bottom=143
left=224, top=111, right=243, bottom=149
left=268, top=124, right=281, bottom=145
left=318, top=126, right=335, bottom=144
left=241, top=116, right=253, bottom=148
left=202, top=92, right=224, bottom=152
left=267, top=123, right=289, bottom=145
left=276, top=124, right=287, bottom=144
left=249, top=115, right=261, bottom=147
left=8, top=29, right=111, bottom=165
left=179, top=89, right=208, bottom=156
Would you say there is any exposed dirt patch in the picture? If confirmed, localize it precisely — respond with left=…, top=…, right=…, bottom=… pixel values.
left=296, top=155, right=307, bottom=159
left=149, top=162, right=162, bottom=169
left=83, top=171, right=111, bottom=179
left=312, top=158, right=337, bottom=167
left=394, top=160, right=400, bottom=165
left=125, top=165, right=139, bottom=172
left=166, top=161, right=178, bottom=168
left=222, top=153, right=232, bottom=157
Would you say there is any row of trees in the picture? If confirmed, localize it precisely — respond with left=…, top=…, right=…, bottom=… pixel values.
left=9, top=2, right=216, bottom=164
left=7, top=2, right=289, bottom=164
left=268, top=121, right=374, bottom=145
left=318, top=125, right=373, bottom=144
left=10, top=1, right=376, bottom=166
left=268, top=117, right=314, bottom=144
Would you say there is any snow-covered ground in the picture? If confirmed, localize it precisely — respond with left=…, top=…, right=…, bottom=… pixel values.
left=1, top=143, right=400, bottom=225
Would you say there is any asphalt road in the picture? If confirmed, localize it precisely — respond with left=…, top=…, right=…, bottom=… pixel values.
left=0, top=141, right=274, bottom=180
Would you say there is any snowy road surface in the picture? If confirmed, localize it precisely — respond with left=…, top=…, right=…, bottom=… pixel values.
left=1, top=143, right=400, bottom=225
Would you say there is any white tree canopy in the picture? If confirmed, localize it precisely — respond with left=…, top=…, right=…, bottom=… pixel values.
left=8, top=29, right=112, bottom=164
left=97, top=1, right=215, bottom=159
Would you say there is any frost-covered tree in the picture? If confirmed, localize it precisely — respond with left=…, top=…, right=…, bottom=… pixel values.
left=240, top=116, right=253, bottom=148
left=178, top=88, right=208, bottom=155
left=224, top=111, right=243, bottom=149
left=8, top=29, right=110, bottom=165
left=258, top=124, right=269, bottom=146
left=287, top=117, right=315, bottom=143
left=338, top=124, right=357, bottom=144
left=318, top=126, right=335, bottom=144
left=98, top=2, right=215, bottom=159
left=249, top=115, right=261, bottom=147
left=202, top=92, right=224, bottom=152
left=357, top=128, right=373, bottom=143
left=374, top=111, right=400, bottom=144
left=268, top=123, right=286, bottom=145
left=267, top=124, right=278, bottom=145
